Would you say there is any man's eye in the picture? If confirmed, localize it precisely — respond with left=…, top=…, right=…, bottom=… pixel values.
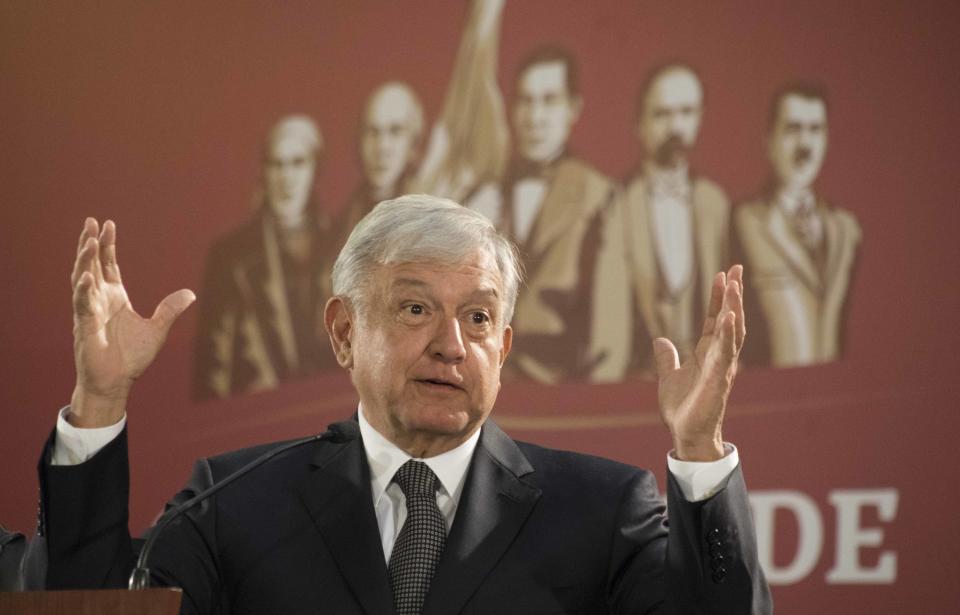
left=471, top=312, right=489, bottom=325
left=407, top=304, right=425, bottom=315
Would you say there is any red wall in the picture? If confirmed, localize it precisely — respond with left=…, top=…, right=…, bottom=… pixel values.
left=2, top=1, right=959, bottom=610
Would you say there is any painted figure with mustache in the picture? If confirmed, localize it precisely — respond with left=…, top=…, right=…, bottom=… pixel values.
left=734, top=84, right=861, bottom=367
left=591, top=64, right=731, bottom=380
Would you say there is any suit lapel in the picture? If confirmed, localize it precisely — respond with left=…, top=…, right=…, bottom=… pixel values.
left=422, top=421, right=542, bottom=615
left=258, top=215, right=300, bottom=371
left=624, top=177, right=661, bottom=337
left=820, top=199, right=845, bottom=298
left=525, top=159, right=586, bottom=257
left=692, top=179, right=721, bottom=309
left=763, top=203, right=822, bottom=295
left=296, top=437, right=395, bottom=615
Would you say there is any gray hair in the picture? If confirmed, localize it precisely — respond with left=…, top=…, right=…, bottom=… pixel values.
left=332, top=194, right=523, bottom=324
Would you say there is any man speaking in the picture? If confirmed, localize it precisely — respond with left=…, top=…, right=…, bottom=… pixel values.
left=40, top=195, right=770, bottom=613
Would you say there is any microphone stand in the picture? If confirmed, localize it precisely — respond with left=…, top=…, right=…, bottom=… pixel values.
left=129, top=422, right=356, bottom=590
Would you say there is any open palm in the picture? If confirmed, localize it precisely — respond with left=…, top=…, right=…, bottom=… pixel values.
left=653, top=265, right=746, bottom=461
left=70, top=218, right=194, bottom=422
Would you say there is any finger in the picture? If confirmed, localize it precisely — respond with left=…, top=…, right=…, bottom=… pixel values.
left=150, top=289, right=197, bottom=335
left=90, top=228, right=105, bottom=287
left=71, top=237, right=99, bottom=289
left=652, top=337, right=680, bottom=379
left=728, top=263, right=743, bottom=294
left=73, top=271, right=96, bottom=318
left=77, top=217, right=99, bottom=256
left=99, top=220, right=122, bottom=284
left=715, top=272, right=735, bottom=337
left=700, top=271, right=725, bottom=337
left=720, top=311, right=737, bottom=363
left=727, top=267, right=746, bottom=352
left=705, top=312, right=737, bottom=385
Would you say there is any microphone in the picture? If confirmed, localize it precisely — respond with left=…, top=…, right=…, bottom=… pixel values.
left=128, top=420, right=360, bottom=590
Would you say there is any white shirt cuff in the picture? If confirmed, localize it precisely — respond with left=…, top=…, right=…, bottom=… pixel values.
left=667, top=443, right=739, bottom=502
left=51, top=406, right=127, bottom=466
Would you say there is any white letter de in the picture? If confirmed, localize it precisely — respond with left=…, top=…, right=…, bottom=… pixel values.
left=826, top=489, right=898, bottom=584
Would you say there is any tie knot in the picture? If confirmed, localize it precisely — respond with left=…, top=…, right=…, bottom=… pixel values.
left=393, top=460, right=439, bottom=497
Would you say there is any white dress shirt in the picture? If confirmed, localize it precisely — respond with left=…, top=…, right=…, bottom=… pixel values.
left=648, top=163, right=694, bottom=296
left=357, top=407, right=480, bottom=562
left=52, top=406, right=740, bottom=552
left=511, top=178, right=549, bottom=243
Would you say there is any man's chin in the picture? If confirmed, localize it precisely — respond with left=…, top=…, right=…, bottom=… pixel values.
left=653, top=149, right=688, bottom=169
left=398, top=405, right=482, bottom=440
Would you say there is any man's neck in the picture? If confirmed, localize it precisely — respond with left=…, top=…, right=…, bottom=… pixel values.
left=775, top=183, right=816, bottom=214
left=514, top=148, right=566, bottom=178
left=360, top=407, right=481, bottom=459
left=645, top=159, right=689, bottom=181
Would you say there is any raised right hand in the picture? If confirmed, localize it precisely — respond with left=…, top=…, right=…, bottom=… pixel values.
left=69, top=218, right=195, bottom=427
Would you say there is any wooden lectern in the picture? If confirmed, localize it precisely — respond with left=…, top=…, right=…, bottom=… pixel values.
left=0, top=587, right=182, bottom=614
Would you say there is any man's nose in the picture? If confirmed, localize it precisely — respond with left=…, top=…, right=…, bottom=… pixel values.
left=798, top=127, right=817, bottom=147
left=668, top=112, right=684, bottom=133
left=430, top=317, right=466, bottom=363
left=277, top=163, right=295, bottom=184
left=525, top=101, right=546, bottom=127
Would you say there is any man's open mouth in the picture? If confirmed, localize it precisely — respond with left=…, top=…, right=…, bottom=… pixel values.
left=417, top=378, right=461, bottom=390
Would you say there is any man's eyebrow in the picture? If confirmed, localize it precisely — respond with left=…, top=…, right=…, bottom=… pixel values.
left=388, top=278, right=501, bottom=303
left=467, top=287, right=501, bottom=302
left=390, top=277, right=431, bottom=290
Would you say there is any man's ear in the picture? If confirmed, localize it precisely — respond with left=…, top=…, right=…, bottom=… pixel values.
left=324, top=296, right=355, bottom=369
left=499, top=325, right=513, bottom=367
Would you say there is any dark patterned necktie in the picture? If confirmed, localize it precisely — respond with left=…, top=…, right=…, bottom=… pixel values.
left=389, top=460, right=446, bottom=615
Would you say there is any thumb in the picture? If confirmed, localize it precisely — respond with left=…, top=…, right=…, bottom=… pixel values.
left=151, top=289, right=197, bottom=334
left=652, top=337, right=680, bottom=379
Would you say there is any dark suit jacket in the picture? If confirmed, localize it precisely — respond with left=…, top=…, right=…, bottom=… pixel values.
left=38, top=420, right=770, bottom=614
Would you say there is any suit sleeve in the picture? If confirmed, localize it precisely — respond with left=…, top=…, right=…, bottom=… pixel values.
left=38, top=427, right=224, bottom=615
left=607, top=465, right=771, bottom=614
left=39, top=427, right=136, bottom=590
left=663, top=465, right=771, bottom=613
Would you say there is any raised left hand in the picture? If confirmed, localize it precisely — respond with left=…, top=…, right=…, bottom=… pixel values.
left=653, top=265, right=746, bottom=461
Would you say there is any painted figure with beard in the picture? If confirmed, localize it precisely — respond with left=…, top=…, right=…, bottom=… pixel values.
left=338, top=0, right=508, bottom=245
left=735, top=84, right=861, bottom=367
left=192, top=115, right=340, bottom=399
left=468, top=47, right=620, bottom=384
left=591, top=64, right=730, bottom=380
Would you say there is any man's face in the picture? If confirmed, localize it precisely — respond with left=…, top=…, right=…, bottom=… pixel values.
left=361, top=88, right=419, bottom=196
left=346, top=249, right=512, bottom=454
left=264, top=135, right=315, bottom=227
left=638, top=68, right=703, bottom=168
left=768, top=95, right=828, bottom=191
left=512, top=61, right=582, bottom=164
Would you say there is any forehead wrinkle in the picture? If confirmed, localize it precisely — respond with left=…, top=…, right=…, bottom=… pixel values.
left=386, top=276, right=502, bottom=310
left=388, top=277, right=432, bottom=293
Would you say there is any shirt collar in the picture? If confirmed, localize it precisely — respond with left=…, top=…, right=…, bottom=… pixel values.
left=358, top=405, right=481, bottom=507
left=646, top=160, right=691, bottom=200
left=776, top=187, right=815, bottom=215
